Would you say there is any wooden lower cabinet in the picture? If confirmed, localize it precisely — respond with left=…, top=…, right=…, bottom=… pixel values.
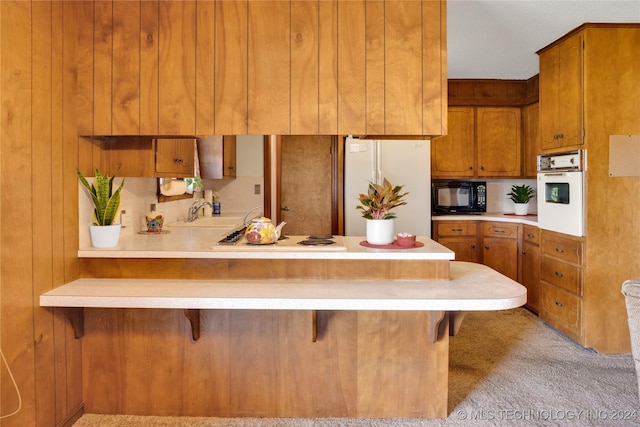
left=539, top=230, right=584, bottom=343
left=434, top=219, right=543, bottom=313
left=481, top=222, right=520, bottom=281
left=520, top=225, right=541, bottom=313
left=432, top=221, right=479, bottom=262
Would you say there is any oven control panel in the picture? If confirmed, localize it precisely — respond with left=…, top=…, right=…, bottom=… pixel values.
left=538, top=150, right=584, bottom=172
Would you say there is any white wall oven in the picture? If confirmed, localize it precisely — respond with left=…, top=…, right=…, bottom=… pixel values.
left=537, top=150, right=585, bottom=237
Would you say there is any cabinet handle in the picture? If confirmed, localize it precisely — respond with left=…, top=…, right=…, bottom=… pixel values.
left=555, top=247, right=565, bottom=253
left=494, top=229, right=506, bottom=234
left=471, top=245, right=476, bottom=249
left=481, top=166, right=485, bottom=170
left=484, top=246, right=490, bottom=250
left=555, top=271, right=564, bottom=278
left=451, top=228, right=463, bottom=232
left=527, top=233, right=535, bottom=239
left=555, top=301, right=564, bottom=308
left=469, top=166, right=473, bottom=170
left=174, top=157, right=184, bottom=164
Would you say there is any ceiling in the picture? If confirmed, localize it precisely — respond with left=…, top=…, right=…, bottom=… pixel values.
left=447, top=0, right=640, bottom=79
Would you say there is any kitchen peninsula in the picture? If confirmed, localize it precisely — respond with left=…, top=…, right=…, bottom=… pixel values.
left=42, top=232, right=526, bottom=419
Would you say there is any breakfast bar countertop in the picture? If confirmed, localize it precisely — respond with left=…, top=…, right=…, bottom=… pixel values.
left=78, top=231, right=455, bottom=261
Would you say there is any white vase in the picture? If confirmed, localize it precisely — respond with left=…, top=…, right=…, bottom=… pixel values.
left=513, top=202, right=529, bottom=216
left=366, top=219, right=395, bottom=245
left=89, top=224, right=121, bottom=248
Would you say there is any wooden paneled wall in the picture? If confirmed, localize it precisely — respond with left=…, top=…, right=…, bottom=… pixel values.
left=1, top=1, right=89, bottom=425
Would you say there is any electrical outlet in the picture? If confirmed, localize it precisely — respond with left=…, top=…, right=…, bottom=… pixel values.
left=254, top=184, right=261, bottom=195
left=120, top=209, right=133, bottom=227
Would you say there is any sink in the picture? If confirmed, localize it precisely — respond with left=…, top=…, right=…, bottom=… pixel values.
left=167, top=216, right=244, bottom=228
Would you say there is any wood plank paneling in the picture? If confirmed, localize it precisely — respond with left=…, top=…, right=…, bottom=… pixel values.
left=423, top=0, right=447, bottom=135
left=337, top=0, right=365, bottom=135
left=291, top=0, right=319, bottom=134
left=140, top=0, right=159, bottom=134
left=31, top=2, right=56, bottom=425
left=195, top=0, right=215, bottom=135
left=82, top=308, right=447, bottom=417
left=248, top=0, right=290, bottom=134
left=112, top=1, right=141, bottom=134
left=93, top=0, right=113, bottom=135
left=158, top=0, right=196, bottom=134
left=384, top=0, right=423, bottom=135
left=318, top=0, right=338, bottom=134
left=214, top=0, right=248, bottom=134
left=365, top=0, right=384, bottom=135
left=1, top=2, right=35, bottom=424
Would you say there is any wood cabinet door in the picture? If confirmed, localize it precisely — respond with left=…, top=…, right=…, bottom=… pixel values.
left=290, top=0, right=319, bottom=134
left=438, top=237, right=479, bottom=263
left=196, top=0, right=215, bottom=135
left=140, top=0, right=159, bottom=134
left=476, top=107, right=522, bottom=177
left=248, top=0, right=291, bottom=134
left=539, top=33, right=583, bottom=150
left=523, top=102, right=540, bottom=178
left=158, top=0, right=197, bottom=135
left=337, top=0, right=366, bottom=135
left=431, top=107, right=475, bottom=177
left=382, top=0, right=423, bottom=135
left=521, top=241, right=540, bottom=313
left=482, top=237, right=518, bottom=281
left=155, top=139, right=195, bottom=177
left=214, top=0, right=248, bottom=134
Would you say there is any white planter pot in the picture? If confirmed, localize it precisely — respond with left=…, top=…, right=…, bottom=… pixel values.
left=366, top=219, right=395, bottom=245
left=89, top=224, right=121, bottom=248
left=513, top=202, right=529, bottom=216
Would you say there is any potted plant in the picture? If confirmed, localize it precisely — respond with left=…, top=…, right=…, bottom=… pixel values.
left=77, top=167, right=125, bottom=248
left=507, top=184, right=535, bottom=215
left=356, top=178, right=408, bottom=245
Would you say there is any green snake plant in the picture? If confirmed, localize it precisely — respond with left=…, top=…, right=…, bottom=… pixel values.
left=356, top=178, right=408, bottom=220
left=77, top=168, right=125, bottom=226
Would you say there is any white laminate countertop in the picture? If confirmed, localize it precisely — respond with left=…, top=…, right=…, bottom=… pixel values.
left=78, top=231, right=455, bottom=261
left=432, top=212, right=538, bottom=226
left=40, top=261, right=526, bottom=311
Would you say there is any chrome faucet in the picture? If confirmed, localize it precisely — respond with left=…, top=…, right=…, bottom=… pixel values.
left=242, top=205, right=263, bottom=226
left=187, top=200, right=212, bottom=222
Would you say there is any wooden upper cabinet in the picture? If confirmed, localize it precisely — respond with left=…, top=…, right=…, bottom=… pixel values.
left=539, top=33, right=583, bottom=150
left=248, top=1, right=291, bottom=134
left=290, top=0, right=320, bottom=134
left=381, top=1, right=423, bottom=135
left=140, top=1, right=160, bottom=134
left=214, top=0, right=248, bottom=135
left=431, top=107, right=475, bottom=178
left=337, top=0, right=367, bottom=135
left=158, top=1, right=197, bottom=135
left=364, top=0, right=446, bottom=136
left=196, top=0, right=216, bottom=135
left=154, top=139, right=196, bottom=177
left=476, top=107, right=522, bottom=177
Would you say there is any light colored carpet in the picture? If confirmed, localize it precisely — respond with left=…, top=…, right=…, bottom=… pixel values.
left=73, top=308, right=639, bottom=426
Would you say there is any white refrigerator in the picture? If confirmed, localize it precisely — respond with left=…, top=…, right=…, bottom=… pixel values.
left=344, top=136, right=431, bottom=238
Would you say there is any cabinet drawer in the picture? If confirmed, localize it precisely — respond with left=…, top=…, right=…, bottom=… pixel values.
left=541, top=283, right=582, bottom=340
left=482, top=222, right=519, bottom=239
left=541, top=233, right=583, bottom=265
left=541, top=256, right=583, bottom=295
left=436, top=222, right=477, bottom=237
left=522, top=225, right=539, bottom=245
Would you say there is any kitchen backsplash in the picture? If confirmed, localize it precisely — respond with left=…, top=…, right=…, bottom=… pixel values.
left=485, top=178, right=537, bottom=214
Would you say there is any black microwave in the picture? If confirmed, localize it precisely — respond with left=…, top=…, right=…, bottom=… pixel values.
left=432, top=180, right=487, bottom=214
